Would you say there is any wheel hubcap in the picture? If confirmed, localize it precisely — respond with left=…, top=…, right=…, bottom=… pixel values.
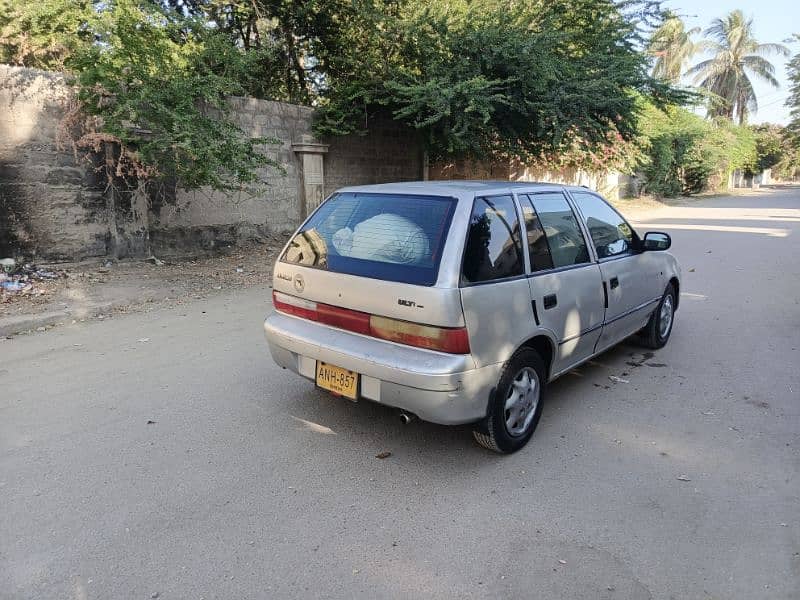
left=504, top=367, right=540, bottom=437
left=659, top=294, right=674, bottom=338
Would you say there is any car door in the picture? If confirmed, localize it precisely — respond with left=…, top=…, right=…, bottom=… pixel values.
left=521, top=192, right=606, bottom=376
left=459, top=194, right=536, bottom=367
left=569, top=190, right=663, bottom=352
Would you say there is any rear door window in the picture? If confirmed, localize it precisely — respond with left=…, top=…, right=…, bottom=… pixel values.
left=528, top=192, right=590, bottom=268
left=461, top=195, right=524, bottom=284
left=280, top=192, right=456, bottom=286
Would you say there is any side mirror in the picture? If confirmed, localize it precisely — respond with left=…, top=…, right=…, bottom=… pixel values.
left=642, top=231, right=671, bottom=251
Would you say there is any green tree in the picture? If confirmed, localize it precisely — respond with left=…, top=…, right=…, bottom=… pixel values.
left=163, top=0, right=364, bottom=104
left=752, top=124, right=786, bottom=171
left=687, top=10, right=788, bottom=125
left=0, top=0, right=688, bottom=183
left=315, top=0, right=680, bottom=161
left=637, top=100, right=758, bottom=196
left=647, top=11, right=701, bottom=83
left=0, top=0, right=95, bottom=69
left=786, top=34, right=800, bottom=147
left=67, top=0, right=279, bottom=192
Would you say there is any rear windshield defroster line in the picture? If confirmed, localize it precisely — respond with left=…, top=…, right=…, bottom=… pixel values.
left=280, top=192, right=458, bottom=286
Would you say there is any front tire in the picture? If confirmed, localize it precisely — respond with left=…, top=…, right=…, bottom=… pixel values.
left=641, top=283, right=676, bottom=349
left=472, top=348, right=547, bottom=454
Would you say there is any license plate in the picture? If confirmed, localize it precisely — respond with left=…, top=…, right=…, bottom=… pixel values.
left=315, top=362, right=359, bottom=400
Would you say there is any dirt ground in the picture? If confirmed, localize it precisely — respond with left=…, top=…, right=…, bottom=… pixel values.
left=0, top=239, right=283, bottom=335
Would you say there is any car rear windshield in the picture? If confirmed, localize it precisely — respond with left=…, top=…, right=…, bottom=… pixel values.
left=280, top=192, right=457, bottom=286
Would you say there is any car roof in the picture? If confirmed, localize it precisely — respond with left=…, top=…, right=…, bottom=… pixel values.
left=335, top=180, right=590, bottom=197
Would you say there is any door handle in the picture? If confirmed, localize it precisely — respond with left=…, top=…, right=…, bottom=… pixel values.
left=543, top=294, right=557, bottom=310
left=610, top=277, right=619, bottom=289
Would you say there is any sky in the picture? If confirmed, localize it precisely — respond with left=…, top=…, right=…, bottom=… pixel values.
left=663, top=0, right=798, bottom=124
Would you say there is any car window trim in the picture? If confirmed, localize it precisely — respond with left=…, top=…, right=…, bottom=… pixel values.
left=526, top=261, right=600, bottom=279
left=597, top=252, right=637, bottom=264
left=461, top=273, right=530, bottom=288
left=566, top=189, right=641, bottom=260
left=511, top=193, right=532, bottom=274
left=514, top=192, right=556, bottom=275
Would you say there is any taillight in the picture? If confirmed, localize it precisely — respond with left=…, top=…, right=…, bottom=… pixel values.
left=368, top=315, right=470, bottom=354
left=318, top=303, right=371, bottom=335
left=272, top=291, right=470, bottom=354
left=272, top=291, right=318, bottom=321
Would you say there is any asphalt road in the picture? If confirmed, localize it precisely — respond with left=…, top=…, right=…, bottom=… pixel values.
left=2, top=188, right=799, bottom=600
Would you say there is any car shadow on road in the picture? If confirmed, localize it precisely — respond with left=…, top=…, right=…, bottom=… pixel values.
left=281, top=337, right=648, bottom=467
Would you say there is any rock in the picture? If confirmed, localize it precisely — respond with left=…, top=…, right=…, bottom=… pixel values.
left=0, top=258, right=15, bottom=273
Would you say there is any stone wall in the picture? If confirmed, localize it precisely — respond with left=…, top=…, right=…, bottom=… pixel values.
left=0, top=66, right=108, bottom=260
left=0, top=66, right=424, bottom=261
left=148, top=98, right=314, bottom=257
left=324, top=120, right=423, bottom=193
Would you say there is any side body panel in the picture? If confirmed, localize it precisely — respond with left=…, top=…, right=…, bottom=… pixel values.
left=528, top=265, right=606, bottom=376
left=594, top=254, right=661, bottom=352
left=460, top=278, right=538, bottom=367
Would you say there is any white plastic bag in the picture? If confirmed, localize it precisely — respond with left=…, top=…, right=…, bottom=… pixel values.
left=333, top=213, right=430, bottom=264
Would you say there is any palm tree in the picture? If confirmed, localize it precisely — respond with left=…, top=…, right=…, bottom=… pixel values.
left=687, top=10, right=789, bottom=125
left=647, top=12, right=701, bottom=83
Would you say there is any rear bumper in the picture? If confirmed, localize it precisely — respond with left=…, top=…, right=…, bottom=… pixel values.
left=263, top=312, right=501, bottom=425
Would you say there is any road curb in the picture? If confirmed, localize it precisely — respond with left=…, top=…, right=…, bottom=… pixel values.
left=0, top=301, right=119, bottom=337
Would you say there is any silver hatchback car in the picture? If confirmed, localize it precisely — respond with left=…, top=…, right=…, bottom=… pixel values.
left=264, top=181, right=680, bottom=453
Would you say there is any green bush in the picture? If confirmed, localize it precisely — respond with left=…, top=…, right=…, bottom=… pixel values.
left=2, top=0, right=280, bottom=193
left=637, top=101, right=758, bottom=196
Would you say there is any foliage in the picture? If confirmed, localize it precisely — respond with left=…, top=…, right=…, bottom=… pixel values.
left=772, top=144, right=800, bottom=180
left=752, top=124, right=786, bottom=171
left=9, top=0, right=790, bottom=191
left=686, top=10, right=788, bottom=125
left=786, top=35, right=800, bottom=149
left=0, top=0, right=95, bottom=69
left=164, top=0, right=365, bottom=104
left=647, top=11, right=701, bottom=83
left=4, top=0, right=280, bottom=193
left=637, top=100, right=758, bottom=196
left=1, top=0, right=687, bottom=177
left=314, top=0, right=682, bottom=164
left=637, top=102, right=706, bottom=196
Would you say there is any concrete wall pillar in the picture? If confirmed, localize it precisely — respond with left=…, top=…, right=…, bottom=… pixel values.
left=292, top=136, right=329, bottom=216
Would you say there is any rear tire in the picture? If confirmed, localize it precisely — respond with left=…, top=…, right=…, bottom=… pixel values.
left=641, top=283, right=676, bottom=349
left=472, top=348, right=547, bottom=454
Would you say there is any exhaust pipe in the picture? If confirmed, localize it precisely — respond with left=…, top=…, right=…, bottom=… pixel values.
left=399, top=411, right=417, bottom=425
